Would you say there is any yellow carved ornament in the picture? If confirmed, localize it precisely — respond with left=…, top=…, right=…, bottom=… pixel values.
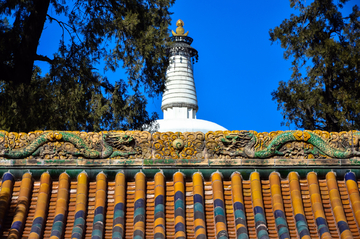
left=293, top=130, right=311, bottom=141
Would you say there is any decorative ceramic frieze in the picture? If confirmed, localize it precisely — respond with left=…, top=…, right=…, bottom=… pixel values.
left=1, top=130, right=360, bottom=164
left=205, top=130, right=360, bottom=159
left=0, top=130, right=149, bottom=159
left=152, top=131, right=204, bottom=160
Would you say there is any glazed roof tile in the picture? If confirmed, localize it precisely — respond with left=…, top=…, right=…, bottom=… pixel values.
left=0, top=170, right=360, bottom=239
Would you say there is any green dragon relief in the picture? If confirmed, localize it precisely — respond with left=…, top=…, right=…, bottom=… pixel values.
left=217, top=130, right=360, bottom=159
left=0, top=131, right=139, bottom=159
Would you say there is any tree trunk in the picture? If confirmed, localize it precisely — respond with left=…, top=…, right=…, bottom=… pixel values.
left=13, top=0, right=51, bottom=85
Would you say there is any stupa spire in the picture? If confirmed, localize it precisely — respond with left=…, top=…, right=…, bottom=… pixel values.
left=161, top=19, right=199, bottom=120
left=155, top=19, right=227, bottom=133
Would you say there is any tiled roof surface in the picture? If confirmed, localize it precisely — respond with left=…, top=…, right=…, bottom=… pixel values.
left=0, top=170, right=360, bottom=239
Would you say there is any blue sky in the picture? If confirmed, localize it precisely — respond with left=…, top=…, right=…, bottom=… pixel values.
left=36, top=0, right=357, bottom=132
left=158, top=0, right=357, bottom=132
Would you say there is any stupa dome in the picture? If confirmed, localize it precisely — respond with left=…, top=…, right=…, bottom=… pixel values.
left=156, top=119, right=227, bottom=133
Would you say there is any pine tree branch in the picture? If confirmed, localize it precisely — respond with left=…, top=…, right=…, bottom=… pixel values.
left=46, top=14, right=82, bottom=43
left=34, top=54, right=54, bottom=64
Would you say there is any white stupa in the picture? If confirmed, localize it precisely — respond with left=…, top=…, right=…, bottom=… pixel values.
left=155, top=19, right=227, bottom=133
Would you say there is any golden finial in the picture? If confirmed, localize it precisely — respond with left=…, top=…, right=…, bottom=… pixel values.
left=172, top=19, right=189, bottom=36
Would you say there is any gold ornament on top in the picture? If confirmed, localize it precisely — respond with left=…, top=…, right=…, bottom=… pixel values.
left=172, top=19, right=189, bottom=36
